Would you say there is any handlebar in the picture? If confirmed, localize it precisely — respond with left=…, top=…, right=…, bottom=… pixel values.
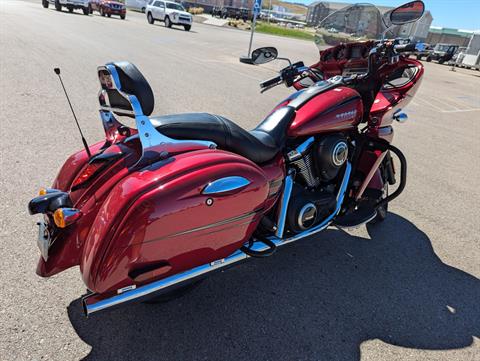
left=260, top=75, right=282, bottom=89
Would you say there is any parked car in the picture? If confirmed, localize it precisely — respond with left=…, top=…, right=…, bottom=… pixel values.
left=146, top=0, right=192, bottom=31
left=90, top=0, right=126, bottom=19
left=212, top=6, right=250, bottom=21
left=125, top=0, right=147, bottom=13
left=41, top=0, right=90, bottom=14
left=418, top=43, right=459, bottom=64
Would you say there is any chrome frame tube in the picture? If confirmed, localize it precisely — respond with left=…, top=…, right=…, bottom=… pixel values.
left=274, top=170, right=294, bottom=239
left=83, top=162, right=352, bottom=316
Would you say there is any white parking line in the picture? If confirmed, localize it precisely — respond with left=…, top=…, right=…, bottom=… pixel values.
left=441, top=108, right=480, bottom=113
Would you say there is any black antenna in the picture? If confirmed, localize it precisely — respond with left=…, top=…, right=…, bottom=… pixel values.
left=54, top=68, right=91, bottom=158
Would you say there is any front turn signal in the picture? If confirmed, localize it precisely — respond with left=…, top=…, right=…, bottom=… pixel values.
left=53, top=208, right=82, bottom=228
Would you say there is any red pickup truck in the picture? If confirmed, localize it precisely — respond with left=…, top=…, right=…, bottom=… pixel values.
left=90, top=0, right=126, bottom=19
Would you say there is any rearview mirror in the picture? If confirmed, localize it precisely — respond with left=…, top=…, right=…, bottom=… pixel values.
left=251, top=47, right=278, bottom=65
left=390, top=1, right=425, bottom=25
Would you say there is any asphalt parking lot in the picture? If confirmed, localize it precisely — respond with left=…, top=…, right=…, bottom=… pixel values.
left=1, top=0, right=479, bottom=360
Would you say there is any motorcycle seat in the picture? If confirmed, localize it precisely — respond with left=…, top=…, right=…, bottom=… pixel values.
left=150, top=106, right=295, bottom=164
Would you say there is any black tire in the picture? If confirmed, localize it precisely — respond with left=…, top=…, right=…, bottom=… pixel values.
left=438, top=59, right=445, bottom=64
left=143, top=279, right=203, bottom=304
left=141, top=7, right=145, bottom=13
left=42, top=0, right=49, bottom=8
left=68, top=7, right=73, bottom=12
left=426, top=56, right=432, bottom=62
left=165, top=16, right=172, bottom=28
left=369, top=184, right=389, bottom=224
left=82, top=6, right=89, bottom=15
left=147, top=12, right=154, bottom=24
left=120, top=14, right=125, bottom=19
left=54, top=0, right=61, bottom=11
left=184, top=24, right=191, bottom=31
left=416, top=54, right=422, bottom=60
left=107, top=13, right=111, bottom=17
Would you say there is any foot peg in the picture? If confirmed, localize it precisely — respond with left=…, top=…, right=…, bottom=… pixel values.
left=333, top=206, right=377, bottom=229
left=241, top=236, right=277, bottom=258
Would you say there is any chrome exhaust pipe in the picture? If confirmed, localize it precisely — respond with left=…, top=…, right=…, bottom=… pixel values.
left=82, top=163, right=352, bottom=316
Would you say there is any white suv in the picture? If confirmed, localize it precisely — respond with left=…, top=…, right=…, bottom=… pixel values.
left=42, top=0, right=91, bottom=15
left=146, top=0, right=192, bottom=31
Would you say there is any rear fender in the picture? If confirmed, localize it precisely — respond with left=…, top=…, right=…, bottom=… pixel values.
left=81, top=149, right=270, bottom=294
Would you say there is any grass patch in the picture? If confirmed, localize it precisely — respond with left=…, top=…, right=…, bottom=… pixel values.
left=255, top=22, right=314, bottom=41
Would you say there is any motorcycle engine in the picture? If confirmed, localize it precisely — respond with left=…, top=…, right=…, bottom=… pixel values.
left=287, top=134, right=348, bottom=233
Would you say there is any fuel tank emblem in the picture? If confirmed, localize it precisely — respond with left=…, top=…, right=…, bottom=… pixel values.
left=335, top=110, right=357, bottom=120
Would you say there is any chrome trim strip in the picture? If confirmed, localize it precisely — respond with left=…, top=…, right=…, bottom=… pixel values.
left=159, top=211, right=258, bottom=239
left=202, top=176, right=250, bottom=195
left=83, top=163, right=352, bottom=316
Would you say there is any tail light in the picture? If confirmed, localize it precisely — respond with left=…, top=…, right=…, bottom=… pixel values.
left=71, top=152, right=123, bottom=191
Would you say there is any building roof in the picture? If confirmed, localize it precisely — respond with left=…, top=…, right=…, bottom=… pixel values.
left=429, top=26, right=474, bottom=38
left=308, top=1, right=393, bottom=13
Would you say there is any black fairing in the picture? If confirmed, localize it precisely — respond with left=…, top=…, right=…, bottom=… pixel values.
left=28, top=192, right=73, bottom=215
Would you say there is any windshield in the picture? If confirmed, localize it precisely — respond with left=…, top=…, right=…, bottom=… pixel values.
left=315, top=3, right=386, bottom=47
left=166, top=2, right=185, bottom=11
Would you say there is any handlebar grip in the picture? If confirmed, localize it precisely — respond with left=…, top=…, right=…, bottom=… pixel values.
left=260, top=75, right=282, bottom=89
left=394, top=43, right=417, bottom=53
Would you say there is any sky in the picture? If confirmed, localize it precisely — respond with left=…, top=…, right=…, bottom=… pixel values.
left=285, top=0, right=480, bottom=30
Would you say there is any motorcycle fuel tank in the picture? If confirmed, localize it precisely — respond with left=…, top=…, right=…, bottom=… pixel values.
left=288, top=86, right=363, bottom=137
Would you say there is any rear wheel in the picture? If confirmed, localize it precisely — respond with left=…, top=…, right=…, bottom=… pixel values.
left=68, top=7, right=73, bottom=12
left=42, top=0, right=49, bottom=8
left=54, top=0, right=61, bottom=11
left=165, top=16, right=172, bottom=28
left=147, top=12, right=154, bottom=24
left=107, top=13, right=111, bottom=17
left=82, top=6, right=89, bottom=15
left=184, top=24, right=191, bottom=31
left=426, top=56, right=432, bottom=62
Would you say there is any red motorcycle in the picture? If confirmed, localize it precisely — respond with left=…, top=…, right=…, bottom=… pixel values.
left=29, top=1, right=426, bottom=316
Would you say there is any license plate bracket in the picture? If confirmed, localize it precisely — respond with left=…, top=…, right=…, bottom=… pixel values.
left=37, top=221, right=51, bottom=261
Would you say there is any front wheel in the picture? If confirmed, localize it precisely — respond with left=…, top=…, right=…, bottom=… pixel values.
left=54, top=0, right=61, bottom=10
left=107, top=13, right=111, bottom=17
left=184, top=24, right=191, bottom=31
left=426, top=56, right=432, bottom=62
left=42, top=0, right=49, bottom=8
left=120, top=14, right=125, bottom=19
left=68, top=7, right=73, bottom=12
left=82, top=6, right=89, bottom=15
left=369, top=183, right=389, bottom=224
left=164, top=16, right=172, bottom=28
left=147, top=12, right=154, bottom=24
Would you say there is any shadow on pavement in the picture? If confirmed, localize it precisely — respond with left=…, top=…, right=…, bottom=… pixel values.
left=68, top=213, right=479, bottom=361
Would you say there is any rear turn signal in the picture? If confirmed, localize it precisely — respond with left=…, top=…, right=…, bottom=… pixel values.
left=53, top=208, right=81, bottom=228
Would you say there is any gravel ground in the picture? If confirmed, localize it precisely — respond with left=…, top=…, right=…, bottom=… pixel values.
left=0, top=1, right=479, bottom=360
